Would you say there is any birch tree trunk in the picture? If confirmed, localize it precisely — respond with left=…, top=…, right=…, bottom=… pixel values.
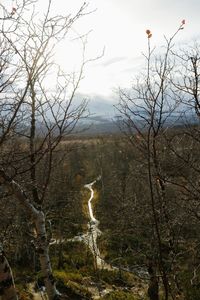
left=0, top=170, right=60, bottom=300
left=0, top=245, right=18, bottom=300
left=34, top=211, right=60, bottom=299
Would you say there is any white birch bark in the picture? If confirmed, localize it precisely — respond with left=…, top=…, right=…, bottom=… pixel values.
left=34, top=211, right=60, bottom=299
left=0, top=170, right=60, bottom=300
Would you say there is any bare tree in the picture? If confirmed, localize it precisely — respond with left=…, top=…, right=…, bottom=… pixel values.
left=0, top=0, right=94, bottom=299
left=163, top=42, right=200, bottom=293
left=116, top=21, right=186, bottom=300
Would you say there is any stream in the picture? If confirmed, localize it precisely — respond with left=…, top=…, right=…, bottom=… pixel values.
left=71, top=177, right=148, bottom=278
left=84, top=178, right=111, bottom=269
left=71, top=177, right=111, bottom=269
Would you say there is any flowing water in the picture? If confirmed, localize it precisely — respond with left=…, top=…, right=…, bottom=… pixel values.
left=83, top=179, right=110, bottom=269
left=71, top=177, right=148, bottom=277
left=71, top=177, right=111, bottom=269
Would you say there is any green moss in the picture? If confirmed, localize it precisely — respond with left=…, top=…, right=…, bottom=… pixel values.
left=67, top=280, right=92, bottom=298
left=54, top=269, right=92, bottom=299
left=98, top=269, right=139, bottom=287
left=100, top=290, right=139, bottom=300
left=54, top=270, right=83, bottom=284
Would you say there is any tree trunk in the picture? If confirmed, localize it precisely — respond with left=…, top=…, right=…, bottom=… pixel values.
left=148, top=263, right=159, bottom=300
left=34, top=211, right=59, bottom=299
left=0, top=170, right=60, bottom=300
left=0, top=245, right=18, bottom=300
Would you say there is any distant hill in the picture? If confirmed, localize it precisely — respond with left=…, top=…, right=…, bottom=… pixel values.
left=76, top=120, right=120, bottom=135
left=75, top=110, right=200, bottom=136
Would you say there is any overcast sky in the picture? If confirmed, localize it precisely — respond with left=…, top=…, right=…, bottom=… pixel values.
left=50, top=0, right=200, bottom=100
left=6, top=0, right=200, bottom=116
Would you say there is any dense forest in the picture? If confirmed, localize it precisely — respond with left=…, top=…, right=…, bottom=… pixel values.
left=2, top=130, right=200, bottom=300
left=0, top=1, right=200, bottom=300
